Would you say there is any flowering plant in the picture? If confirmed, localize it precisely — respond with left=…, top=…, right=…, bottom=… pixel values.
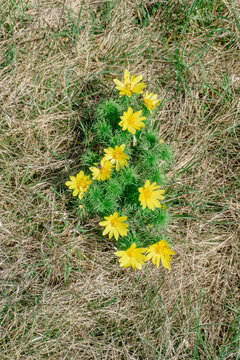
left=65, top=70, right=175, bottom=271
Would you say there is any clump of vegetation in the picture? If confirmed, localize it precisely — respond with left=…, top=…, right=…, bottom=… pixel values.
left=66, top=70, right=175, bottom=270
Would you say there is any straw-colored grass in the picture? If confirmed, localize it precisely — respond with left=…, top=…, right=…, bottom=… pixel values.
left=0, top=0, right=239, bottom=359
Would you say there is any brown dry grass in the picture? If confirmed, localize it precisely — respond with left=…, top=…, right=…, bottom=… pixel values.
left=0, top=0, right=239, bottom=359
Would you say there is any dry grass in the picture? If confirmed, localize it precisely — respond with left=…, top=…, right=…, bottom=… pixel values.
left=0, top=0, right=239, bottom=359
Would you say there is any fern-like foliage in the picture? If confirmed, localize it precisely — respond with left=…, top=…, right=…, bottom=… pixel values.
left=76, top=96, right=173, bottom=249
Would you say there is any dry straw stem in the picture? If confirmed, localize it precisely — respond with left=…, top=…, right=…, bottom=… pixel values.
left=0, top=0, right=239, bottom=359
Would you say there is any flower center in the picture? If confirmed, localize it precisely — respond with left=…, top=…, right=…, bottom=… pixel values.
left=76, top=179, right=87, bottom=190
left=154, top=243, right=167, bottom=255
left=100, top=167, right=109, bottom=177
left=113, top=149, right=122, bottom=160
left=124, top=82, right=132, bottom=91
left=111, top=219, right=119, bottom=228
left=144, top=99, right=153, bottom=107
left=126, top=248, right=135, bottom=258
left=155, top=244, right=163, bottom=254
left=128, top=116, right=135, bottom=125
left=143, top=188, right=152, bottom=199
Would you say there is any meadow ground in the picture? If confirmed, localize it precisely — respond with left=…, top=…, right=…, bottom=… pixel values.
left=0, top=0, right=239, bottom=359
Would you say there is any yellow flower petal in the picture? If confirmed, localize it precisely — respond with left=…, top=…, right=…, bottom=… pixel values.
left=124, top=69, right=130, bottom=81
left=72, top=188, right=78, bottom=197
left=114, top=250, right=126, bottom=257
left=160, top=255, right=170, bottom=270
left=132, top=75, right=142, bottom=84
left=113, top=79, right=124, bottom=87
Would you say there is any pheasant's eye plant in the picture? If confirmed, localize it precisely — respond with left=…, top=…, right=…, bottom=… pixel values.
left=65, top=69, right=175, bottom=271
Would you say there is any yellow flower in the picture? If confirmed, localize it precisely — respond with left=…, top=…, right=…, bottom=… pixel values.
left=114, top=243, right=147, bottom=270
left=113, top=69, right=146, bottom=97
left=89, top=159, right=113, bottom=181
left=99, top=212, right=129, bottom=240
left=143, top=91, right=161, bottom=113
left=138, top=180, right=165, bottom=211
left=65, top=171, right=92, bottom=199
left=119, top=107, right=146, bottom=135
left=146, top=240, right=175, bottom=270
left=103, top=144, right=130, bottom=171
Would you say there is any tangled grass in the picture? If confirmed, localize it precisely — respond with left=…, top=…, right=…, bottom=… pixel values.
left=0, top=0, right=239, bottom=359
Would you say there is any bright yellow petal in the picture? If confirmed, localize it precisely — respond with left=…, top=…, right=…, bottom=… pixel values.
left=132, top=110, right=142, bottom=118
left=145, top=180, right=151, bottom=187
left=113, top=229, right=119, bottom=241
left=161, top=255, right=170, bottom=270
left=132, top=83, right=146, bottom=93
left=120, top=90, right=132, bottom=96
left=136, top=248, right=147, bottom=254
left=141, top=198, right=147, bottom=210
left=65, top=181, right=72, bottom=186
left=131, top=257, right=136, bottom=269
left=146, top=252, right=153, bottom=261
left=120, top=259, right=131, bottom=268
left=135, top=261, right=143, bottom=270
left=118, top=216, right=127, bottom=222
left=68, top=184, right=76, bottom=190
left=78, top=192, right=84, bottom=200
left=132, top=75, right=142, bottom=84
left=152, top=198, right=161, bottom=208
left=102, top=227, right=110, bottom=236
left=118, top=227, right=128, bottom=237
left=113, top=79, right=124, bottom=88
left=99, top=220, right=109, bottom=226
left=128, top=125, right=136, bottom=135
left=127, top=107, right=133, bottom=117
left=114, top=250, right=126, bottom=257
left=124, top=69, right=130, bottom=81
left=156, top=255, right=160, bottom=268
left=146, top=199, right=155, bottom=210
left=72, top=189, right=79, bottom=197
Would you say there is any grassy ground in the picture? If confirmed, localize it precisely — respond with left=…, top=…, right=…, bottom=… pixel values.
left=0, top=0, right=239, bottom=359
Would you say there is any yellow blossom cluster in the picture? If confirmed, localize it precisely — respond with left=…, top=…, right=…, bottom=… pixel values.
left=109, top=70, right=173, bottom=270
left=115, top=241, right=175, bottom=270
left=114, top=69, right=161, bottom=134
left=99, top=212, right=175, bottom=271
left=65, top=144, right=130, bottom=198
left=65, top=69, right=175, bottom=272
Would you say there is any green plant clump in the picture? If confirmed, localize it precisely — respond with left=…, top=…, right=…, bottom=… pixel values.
left=65, top=70, right=175, bottom=271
